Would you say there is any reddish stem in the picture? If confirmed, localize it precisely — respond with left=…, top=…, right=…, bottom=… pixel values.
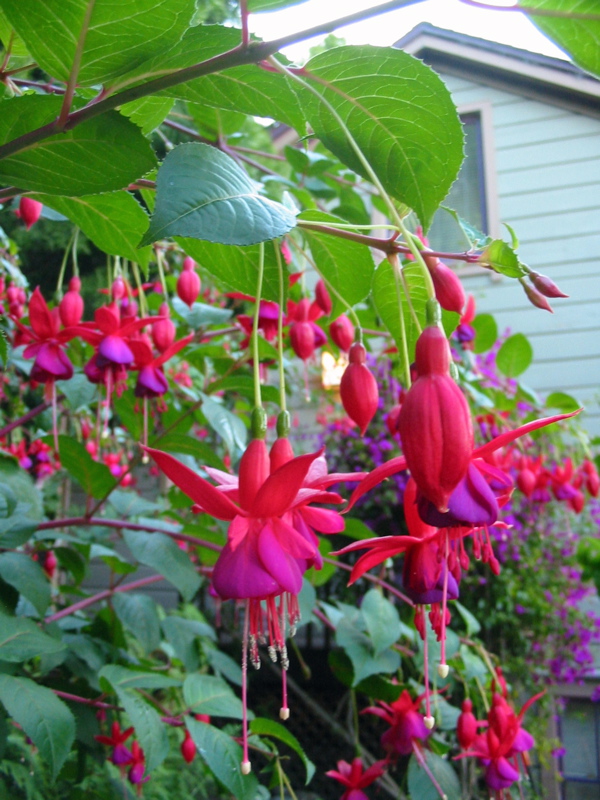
left=0, top=398, right=64, bottom=439
left=53, top=690, right=120, bottom=710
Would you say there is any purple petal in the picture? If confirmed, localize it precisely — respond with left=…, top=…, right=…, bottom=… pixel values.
left=212, top=533, right=280, bottom=599
left=258, top=524, right=303, bottom=594
left=135, top=365, right=168, bottom=397
left=99, top=335, right=134, bottom=365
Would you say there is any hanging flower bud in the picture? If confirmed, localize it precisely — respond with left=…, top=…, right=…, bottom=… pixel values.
left=289, top=298, right=316, bottom=361
left=152, top=303, right=176, bottom=353
left=315, top=280, right=332, bottom=316
left=385, top=403, right=401, bottom=437
left=177, top=257, right=201, bottom=307
left=522, top=280, right=553, bottom=313
left=398, top=323, right=473, bottom=512
left=59, top=277, right=84, bottom=327
left=181, top=730, right=196, bottom=764
left=423, top=252, right=465, bottom=314
left=17, top=197, right=43, bottom=230
left=340, top=343, right=379, bottom=435
left=529, top=271, right=568, bottom=298
left=111, top=277, right=126, bottom=301
left=583, top=460, right=600, bottom=497
left=457, top=699, right=478, bottom=749
left=516, top=467, right=536, bottom=498
left=329, top=314, right=354, bottom=352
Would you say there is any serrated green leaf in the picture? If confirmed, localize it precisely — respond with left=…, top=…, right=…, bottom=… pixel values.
left=112, top=594, right=161, bottom=653
left=201, top=395, right=247, bottom=455
left=336, top=615, right=400, bottom=686
left=115, top=687, right=169, bottom=772
left=496, top=333, right=533, bottom=378
left=407, top=750, right=461, bottom=800
left=471, top=313, right=498, bottom=353
left=372, top=258, right=426, bottom=363
left=120, top=96, right=175, bottom=136
left=0, top=614, right=65, bottom=662
left=302, top=46, right=463, bottom=229
left=186, top=719, right=258, bottom=800
left=250, top=717, right=315, bottom=783
left=0, top=96, right=156, bottom=196
left=299, top=210, right=375, bottom=317
left=141, top=144, right=296, bottom=248
left=361, top=589, right=401, bottom=657
left=98, top=665, right=180, bottom=691
left=36, top=192, right=152, bottom=269
left=171, top=296, right=233, bottom=328
left=183, top=674, right=245, bottom=719
left=0, top=0, right=196, bottom=87
left=162, top=616, right=215, bottom=672
left=454, top=601, right=481, bottom=636
left=0, top=553, right=50, bottom=616
left=480, top=239, right=526, bottom=278
left=527, top=0, right=600, bottom=79
left=153, top=433, right=226, bottom=470
left=54, top=436, right=115, bottom=499
left=0, top=674, right=75, bottom=778
left=57, top=372, right=98, bottom=411
left=122, top=529, right=201, bottom=602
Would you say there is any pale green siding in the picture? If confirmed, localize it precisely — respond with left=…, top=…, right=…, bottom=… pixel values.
left=441, top=72, right=600, bottom=437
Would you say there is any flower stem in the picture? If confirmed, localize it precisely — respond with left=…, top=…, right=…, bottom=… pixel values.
left=275, top=241, right=287, bottom=413
left=251, top=242, right=265, bottom=410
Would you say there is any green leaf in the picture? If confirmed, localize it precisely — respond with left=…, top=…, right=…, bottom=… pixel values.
left=36, top=192, right=152, bottom=269
left=341, top=518, right=378, bottom=541
left=526, top=0, right=600, bottom=79
left=109, top=490, right=161, bottom=518
left=361, top=589, right=401, bottom=657
left=201, top=395, right=247, bottom=455
left=183, top=674, right=245, bottom=719
left=206, top=374, right=279, bottom=405
left=302, top=46, right=464, bottom=229
left=112, top=594, right=161, bottom=653
left=248, top=0, right=309, bottom=10
left=186, top=719, right=258, bottom=800
left=0, top=96, right=156, bottom=196
left=0, top=506, right=38, bottom=548
left=546, top=391, right=581, bottom=413
left=57, top=372, right=98, bottom=411
left=122, top=529, right=201, bottom=602
left=115, top=687, right=169, bottom=772
left=54, top=436, right=114, bottom=499
left=171, top=296, right=233, bottom=328
left=298, top=210, right=375, bottom=316
left=120, top=96, right=175, bottom=136
left=205, top=648, right=243, bottom=687
left=471, top=313, right=498, bottom=354
left=0, top=327, right=8, bottom=369
left=0, top=553, right=50, bottom=616
left=460, top=645, right=487, bottom=681
left=0, top=452, right=43, bottom=519
left=140, top=143, right=296, bottom=247
left=454, top=601, right=481, bottom=637
left=98, top=665, right=180, bottom=691
left=0, top=674, right=75, bottom=778
left=479, top=239, right=526, bottom=278
left=179, top=238, right=282, bottom=302
left=0, top=614, right=65, bottom=662
left=372, top=258, right=426, bottom=363
left=161, top=616, right=215, bottom=672
left=250, top=717, right=315, bottom=784
left=336, top=614, right=400, bottom=686
left=154, top=433, right=226, bottom=470
left=0, top=0, right=196, bottom=87
left=496, top=333, right=533, bottom=378
left=407, top=750, right=461, bottom=800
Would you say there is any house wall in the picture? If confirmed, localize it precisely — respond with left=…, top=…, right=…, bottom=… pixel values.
left=440, top=72, right=600, bottom=438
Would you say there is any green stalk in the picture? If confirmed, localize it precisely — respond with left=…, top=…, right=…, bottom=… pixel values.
left=389, top=254, right=411, bottom=388
left=55, top=227, right=77, bottom=297
left=252, top=242, right=265, bottom=410
left=274, top=241, right=287, bottom=413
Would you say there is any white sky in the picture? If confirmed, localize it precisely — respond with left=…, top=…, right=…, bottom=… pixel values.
left=250, top=0, right=567, bottom=63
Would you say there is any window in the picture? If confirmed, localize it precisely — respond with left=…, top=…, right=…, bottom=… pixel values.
left=427, top=112, right=490, bottom=253
left=559, top=698, right=600, bottom=798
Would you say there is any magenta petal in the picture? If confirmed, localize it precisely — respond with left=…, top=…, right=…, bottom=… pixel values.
left=135, top=365, right=168, bottom=397
left=99, top=335, right=134, bottom=365
left=486, top=758, right=519, bottom=790
left=34, top=343, right=73, bottom=379
left=346, top=456, right=407, bottom=513
left=251, top=450, right=323, bottom=517
left=511, top=727, right=535, bottom=753
left=257, top=524, right=303, bottom=594
left=145, top=447, right=240, bottom=521
left=300, top=506, right=345, bottom=533
left=212, top=534, right=279, bottom=599
left=270, top=516, right=316, bottom=559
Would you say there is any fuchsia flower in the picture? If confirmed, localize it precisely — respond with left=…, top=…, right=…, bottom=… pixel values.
left=364, top=689, right=431, bottom=757
left=95, top=721, right=134, bottom=766
left=287, top=297, right=327, bottom=361
left=145, top=436, right=362, bottom=773
left=16, top=288, right=77, bottom=383
left=130, top=334, right=193, bottom=399
left=326, top=757, right=387, bottom=800
left=340, top=343, right=379, bottom=435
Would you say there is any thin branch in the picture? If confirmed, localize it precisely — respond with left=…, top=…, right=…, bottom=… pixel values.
left=53, top=690, right=120, bottom=710
left=58, top=0, right=97, bottom=128
left=324, top=556, right=414, bottom=606
left=0, top=398, right=64, bottom=439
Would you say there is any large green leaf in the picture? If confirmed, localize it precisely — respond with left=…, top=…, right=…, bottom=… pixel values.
left=140, top=143, right=296, bottom=247
left=186, top=718, right=258, bottom=800
left=496, top=333, right=533, bottom=378
left=0, top=614, right=65, bottom=662
left=112, top=594, right=161, bottom=653
left=0, top=95, right=156, bottom=195
left=114, top=26, right=306, bottom=131
left=302, top=46, right=464, bottom=229
left=54, top=436, right=115, bottom=499
left=407, top=750, right=461, bottom=800
left=98, top=665, right=180, bottom=691
left=0, top=0, right=196, bottom=87
left=0, top=675, right=75, bottom=778
left=250, top=718, right=315, bottom=783
left=360, top=589, right=401, bottom=658
left=36, top=192, right=152, bottom=268
left=299, top=210, right=375, bottom=316
left=201, top=395, right=247, bottom=455
left=336, top=613, right=400, bottom=686
left=115, top=686, right=169, bottom=772
left=248, top=0, right=309, bottom=9
left=179, top=237, right=282, bottom=302
left=183, top=674, right=245, bottom=719
left=526, top=0, right=600, bottom=79
left=371, top=258, right=427, bottom=364
left=122, top=529, right=201, bottom=601
left=161, top=616, right=215, bottom=672
left=0, top=553, right=50, bottom=616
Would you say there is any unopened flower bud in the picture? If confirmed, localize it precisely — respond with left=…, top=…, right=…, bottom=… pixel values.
left=315, top=279, right=332, bottom=315
left=457, top=699, right=478, bottom=749
left=177, top=258, right=201, bottom=307
left=329, top=314, right=354, bottom=352
left=529, top=271, right=568, bottom=298
left=111, top=277, right=126, bottom=301
left=522, top=281, right=553, bottom=313
left=423, top=252, right=465, bottom=314
left=18, top=197, right=43, bottom=230
left=340, top=343, right=379, bottom=435
left=152, top=303, right=176, bottom=352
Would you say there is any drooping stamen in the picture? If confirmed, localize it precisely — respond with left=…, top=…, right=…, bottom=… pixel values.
left=412, top=742, right=447, bottom=799
left=279, top=594, right=289, bottom=721
left=51, top=380, right=59, bottom=453
left=141, top=397, right=149, bottom=461
left=103, top=370, right=112, bottom=439
left=438, top=532, right=450, bottom=679
left=422, top=612, right=435, bottom=729
left=241, top=600, right=251, bottom=775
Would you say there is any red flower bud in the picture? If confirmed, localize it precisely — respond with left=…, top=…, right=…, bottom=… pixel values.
left=18, top=197, right=43, bottom=230
left=516, top=468, right=536, bottom=498
left=423, top=253, right=465, bottom=314
left=152, top=303, right=176, bottom=352
left=529, top=271, right=568, bottom=299
left=290, top=320, right=315, bottom=360
left=329, top=314, right=354, bottom=352
left=315, top=280, right=332, bottom=315
left=340, top=343, right=379, bottom=435
left=522, top=281, right=553, bottom=313
left=59, top=288, right=84, bottom=327
left=457, top=699, right=478, bottom=749
left=177, top=259, right=201, bottom=307
left=181, top=731, right=196, bottom=764
left=111, top=277, right=126, bottom=301
left=398, top=325, right=473, bottom=511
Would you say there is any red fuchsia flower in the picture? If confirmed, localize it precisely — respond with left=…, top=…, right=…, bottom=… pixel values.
left=16, top=197, right=43, bottom=229
left=454, top=294, right=476, bottom=347
left=181, top=729, right=196, bottom=764
left=422, top=251, right=466, bottom=314
left=326, top=757, right=387, bottom=800
left=340, top=343, right=379, bottom=435
left=329, top=314, right=355, bottom=353
left=364, top=689, right=431, bottom=757
left=398, top=323, right=474, bottom=512
left=287, top=297, right=327, bottom=361
left=457, top=698, right=479, bottom=749
left=236, top=299, right=281, bottom=350
left=315, top=279, right=332, bottom=316
left=95, top=721, right=135, bottom=766
left=59, top=277, right=84, bottom=327
left=177, top=256, right=201, bottom=307
left=130, top=334, right=193, bottom=399
left=456, top=690, right=543, bottom=798
left=582, top=459, right=600, bottom=497
left=128, top=740, right=149, bottom=792
left=151, top=303, right=176, bottom=353
left=144, top=437, right=359, bottom=774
